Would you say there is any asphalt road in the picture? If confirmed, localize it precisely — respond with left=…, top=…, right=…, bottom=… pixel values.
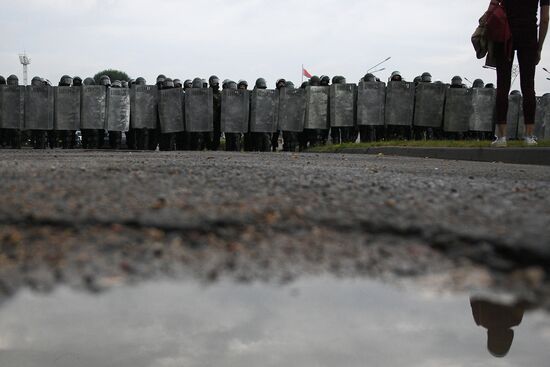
left=0, top=150, right=549, bottom=304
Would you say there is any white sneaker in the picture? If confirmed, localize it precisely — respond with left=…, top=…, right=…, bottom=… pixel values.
left=524, top=136, right=538, bottom=146
left=491, top=136, right=507, bottom=147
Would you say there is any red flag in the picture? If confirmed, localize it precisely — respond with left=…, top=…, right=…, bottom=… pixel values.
left=302, top=67, right=312, bottom=79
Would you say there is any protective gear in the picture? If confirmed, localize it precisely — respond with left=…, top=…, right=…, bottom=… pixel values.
left=309, top=76, right=320, bottom=86
left=300, top=81, right=309, bottom=89
left=285, top=81, right=295, bottom=89
left=363, top=73, right=376, bottom=82
left=99, top=75, right=111, bottom=87
left=451, top=76, right=463, bottom=88
left=156, top=74, right=166, bottom=87
left=31, top=76, right=43, bottom=87
left=305, top=86, right=329, bottom=130
left=173, top=79, right=182, bottom=88
left=135, top=77, right=147, bottom=86
left=485, top=83, right=495, bottom=89
left=83, top=77, right=95, bottom=86
left=413, top=82, right=446, bottom=128
left=390, top=71, right=402, bottom=82
left=7, top=75, right=19, bottom=86
left=112, top=80, right=122, bottom=88
left=385, top=81, right=415, bottom=127
left=510, top=90, right=521, bottom=96
left=470, top=88, right=496, bottom=132
left=72, top=76, right=82, bottom=87
left=421, top=72, right=432, bottom=83
left=320, top=75, right=330, bottom=86
left=332, top=76, right=346, bottom=85
left=59, top=75, right=73, bottom=87
left=0, top=75, right=5, bottom=85
left=413, top=76, right=422, bottom=85
left=255, top=78, right=267, bottom=89
left=202, top=79, right=208, bottom=88
left=209, top=75, right=220, bottom=90
left=227, top=80, right=237, bottom=90
left=185, top=87, right=214, bottom=132
left=163, top=78, right=175, bottom=89
left=121, top=81, right=129, bottom=88
left=222, top=79, right=230, bottom=89
left=276, top=79, right=286, bottom=90
left=183, top=79, right=193, bottom=90
left=192, top=78, right=203, bottom=89
left=472, top=79, right=485, bottom=88
left=444, top=87, right=472, bottom=132
left=237, top=80, right=248, bottom=89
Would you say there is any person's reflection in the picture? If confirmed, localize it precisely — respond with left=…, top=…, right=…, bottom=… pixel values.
left=470, top=297, right=525, bottom=358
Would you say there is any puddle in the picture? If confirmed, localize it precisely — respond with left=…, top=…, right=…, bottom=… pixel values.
left=0, top=277, right=549, bottom=367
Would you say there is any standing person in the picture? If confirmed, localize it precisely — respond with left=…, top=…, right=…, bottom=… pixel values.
left=207, top=75, right=222, bottom=150
left=493, top=0, right=549, bottom=147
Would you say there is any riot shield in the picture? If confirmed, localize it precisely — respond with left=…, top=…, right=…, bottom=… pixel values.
left=469, top=88, right=496, bottom=132
left=24, top=85, right=54, bottom=130
left=329, top=83, right=356, bottom=127
left=278, top=88, right=306, bottom=132
left=250, top=89, right=278, bottom=133
left=413, top=82, right=446, bottom=128
left=185, top=88, right=213, bottom=132
left=505, top=93, right=521, bottom=139
left=534, top=97, right=545, bottom=139
left=385, top=81, right=415, bottom=126
left=357, top=82, right=385, bottom=126
left=0, top=85, right=25, bottom=129
left=158, top=88, right=184, bottom=133
left=221, top=89, right=249, bottom=133
left=81, top=85, right=107, bottom=130
left=443, top=88, right=473, bottom=132
left=54, top=86, right=81, bottom=130
left=304, top=86, right=329, bottom=129
left=106, top=88, right=130, bottom=132
left=130, top=85, right=157, bottom=129
left=544, top=95, right=550, bottom=139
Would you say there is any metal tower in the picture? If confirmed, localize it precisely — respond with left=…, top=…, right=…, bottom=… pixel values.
left=19, top=53, right=31, bottom=86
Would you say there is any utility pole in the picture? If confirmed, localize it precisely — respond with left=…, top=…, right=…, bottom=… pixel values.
left=19, top=52, right=31, bottom=86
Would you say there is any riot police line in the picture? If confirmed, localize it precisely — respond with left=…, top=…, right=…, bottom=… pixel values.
left=0, top=72, right=548, bottom=151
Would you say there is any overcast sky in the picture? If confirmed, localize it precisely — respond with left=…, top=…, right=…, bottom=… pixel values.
left=1, top=0, right=550, bottom=91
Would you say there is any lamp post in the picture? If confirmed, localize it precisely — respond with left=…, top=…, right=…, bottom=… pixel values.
left=19, top=52, right=31, bottom=86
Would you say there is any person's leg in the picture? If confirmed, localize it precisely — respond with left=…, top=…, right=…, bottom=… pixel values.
left=517, top=45, right=537, bottom=136
left=495, top=43, right=514, bottom=138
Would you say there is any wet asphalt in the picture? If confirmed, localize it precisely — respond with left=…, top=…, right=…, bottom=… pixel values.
left=0, top=150, right=549, bottom=305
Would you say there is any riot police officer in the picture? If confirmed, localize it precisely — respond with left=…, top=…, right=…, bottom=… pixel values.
left=132, top=77, right=149, bottom=150
left=253, top=78, right=271, bottom=151
left=421, top=72, right=432, bottom=83
left=159, top=78, right=176, bottom=151
left=390, top=71, right=403, bottom=82
left=223, top=80, right=241, bottom=151
left=186, top=77, right=205, bottom=150
left=107, top=80, right=124, bottom=149
left=183, top=79, right=192, bottom=91
left=271, top=78, right=287, bottom=151
left=3, top=75, right=22, bottom=148
left=450, top=76, right=464, bottom=89
left=237, top=80, right=254, bottom=152
left=58, top=75, right=76, bottom=149
left=29, top=76, right=48, bottom=149
left=147, top=74, right=166, bottom=151
left=94, top=75, right=112, bottom=149
left=281, top=80, right=299, bottom=152
left=205, top=75, right=222, bottom=151
left=472, top=79, right=485, bottom=88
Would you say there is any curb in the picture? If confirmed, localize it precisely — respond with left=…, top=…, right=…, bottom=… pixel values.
left=329, top=147, right=550, bottom=166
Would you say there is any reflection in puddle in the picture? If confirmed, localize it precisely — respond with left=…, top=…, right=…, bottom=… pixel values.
left=0, top=277, right=549, bottom=367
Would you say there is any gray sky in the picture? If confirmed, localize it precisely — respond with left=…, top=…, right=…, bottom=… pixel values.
left=1, top=0, right=550, bottom=91
left=1, top=277, right=549, bottom=367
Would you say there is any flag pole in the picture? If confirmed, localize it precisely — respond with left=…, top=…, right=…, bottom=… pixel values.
left=301, top=64, right=304, bottom=84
